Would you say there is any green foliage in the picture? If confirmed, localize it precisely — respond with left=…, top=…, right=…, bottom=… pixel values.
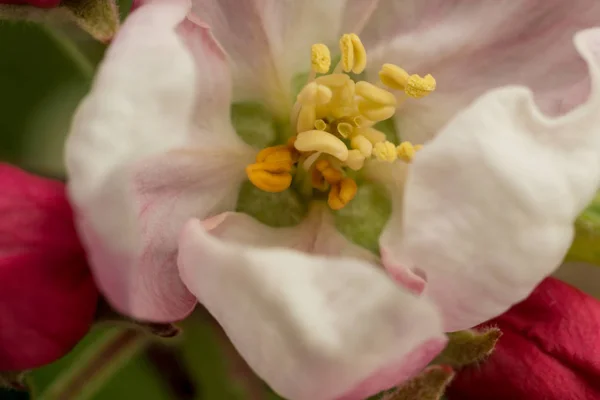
left=434, top=328, right=502, bottom=368
left=567, top=193, right=600, bottom=266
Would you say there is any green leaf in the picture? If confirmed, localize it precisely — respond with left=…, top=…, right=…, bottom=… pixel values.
left=382, top=365, right=455, bottom=400
left=62, top=0, right=120, bottom=43
left=433, top=328, right=502, bottom=368
left=567, top=193, right=600, bottom=266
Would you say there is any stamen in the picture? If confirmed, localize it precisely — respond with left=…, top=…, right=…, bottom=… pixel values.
left=358, top=101, right=396, bottom=122
left=356, top=81, right=396, bottom=106
left=373, top=141, right=398, bottom=162
left=311, top=168, right=328, bottom=191
left=405, top=74, right=436, bottom=99
left=316, top=159, right=343, bottom=184
left=397, top=142, right=424, bottom=163
left=358, top=127, right=387, bottom=144
left=349, top=34, right=367, bottom=74
left=337, top=122, right=354, bottom=138
left=316, top=73, right=350, bottom=87
left=379, top=64, right=409, bottom=91
left=297, top=82, right=333, bottom=105
left=379, top=63, right=436, bottom=99
left=297, top=105, right=316, bottom=133
left=246, top=162, right=293, bottom=192
left=311, top=43, right=331, bottom=74
left=294, top=130, right=349, bottom=161
left=303, top=151, right=322, bottom=171
left=352, top=115, right=373, bottom=128
left=314, top=119, right=328, bottom=131
left=339, top=34, right=354, bottom=73
left=345, top=149, right=365, bottom=171
left=255, top=145, right=292, bottom=163
left=350, top=134, right=373, bottom=157
left=328, top=177, right=358, bottom=210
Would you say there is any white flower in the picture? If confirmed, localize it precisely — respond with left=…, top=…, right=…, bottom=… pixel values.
left=66, top=0, right=600, bottom=399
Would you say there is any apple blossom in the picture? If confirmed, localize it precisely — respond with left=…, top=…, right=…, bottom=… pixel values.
left=65, top=0, right=600, bottom=398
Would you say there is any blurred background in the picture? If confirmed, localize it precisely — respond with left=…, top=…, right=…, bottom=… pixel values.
left=0, top=1, right=272, bottom=398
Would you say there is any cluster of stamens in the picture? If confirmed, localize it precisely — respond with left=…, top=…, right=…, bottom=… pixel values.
left=246, top=33, right=436, bottom=210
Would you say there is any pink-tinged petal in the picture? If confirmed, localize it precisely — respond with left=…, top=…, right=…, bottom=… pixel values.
left=363, top=0, right=600, bottom=144
left=178, top=219, right=446, bottom=400
left=382, top=29, right=600, bottom=332
left=447, top=278, right=600, bottom=400
left=0, top=164, right=97, bottom=371
left=66, top=0, right=252, bottom=321
left=190, top=0, right=374, bottom=115
left=202, top=206, right=377, bottom=262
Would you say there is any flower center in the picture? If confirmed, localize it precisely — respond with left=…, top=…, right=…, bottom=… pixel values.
left=245, top=33, right=436, bottom=210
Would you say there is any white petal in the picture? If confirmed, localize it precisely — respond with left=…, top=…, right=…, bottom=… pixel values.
left=190, top=0, right=374, bottom=115
left=362, top=0, right=600, bottom=144
left=202, top=206, right=377, bottom=262
left=382, top=29, right=600, bottom=332
left=178, top=219, right=446, bottom=400
left=66, top=1, right=252, bottom=321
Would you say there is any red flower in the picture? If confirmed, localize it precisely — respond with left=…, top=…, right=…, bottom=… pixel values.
left=0, top=0, right=60, bottom=8
left=0, top=164, right=97, bottom=371
left=447, top=277, right=600, bottom=400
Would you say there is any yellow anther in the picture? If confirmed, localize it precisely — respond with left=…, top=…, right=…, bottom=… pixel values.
left=316, top=159, right=343, bottom=184
left=246, top=162, right=293, bottom=193
left=338, top=80, right=356, bottom=105
left=314, top=119, right=328, bottom=131
left=297, top=105, right=316, bottom=133
left=337, top=122, right=354, bottom=138
left=352, top=115, right=373, bottom=128
left=379, top=64, right=410, bottom=91
left=405, top=74, right=436, bottom=99
left=311, top=168, right=328, bottom=191
left=396, top=142, right=416, bottom=163
left=355, top=81, right=396, bottom=106
left=297, top=82, right=333, bottom=105
left=339, top=34, right=354, bottom=73
left=359, top=127, right=387, bottom=144
left=350, top=134, right=373, bottom=157
left=414, top=144, right=423, bottom=151
left=316, top=73, right=350, bottom=87
left=339, top=33, right=367, bottom=74
left=373, top=141, right=398, bottom=162
left=311, top=43, right=331, bottom=74
left=358, top=101, right=396, bottom=122
left=295, top=130, right=349, bottom=161
left=349, top=34, right=367, bottom=74
left=345, top=149, right=365, bottom=171
left=256, top=145, right=294, bottom=164
left=328, top=177, right=358, bottom=210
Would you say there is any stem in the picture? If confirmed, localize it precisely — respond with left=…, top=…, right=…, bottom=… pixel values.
left=41, top=25, right=95, bottom=79
left=39, top=329, right=149, bottom=400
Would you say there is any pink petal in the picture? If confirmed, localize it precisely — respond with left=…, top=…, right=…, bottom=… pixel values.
left=362, top=0, right=600, bottom=144
left=178, top=218, right=446, bottom=400
left=447, top=278, right=600, bottom=400
left=66, top=0, right=252, bottom=321
left=202, top=207, right=377, bottom=262
left=0, top=164, right=97, bottom=370
left=382, top=28, right=600, bottom=332
left=190, top=0, right=376, bottom=115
